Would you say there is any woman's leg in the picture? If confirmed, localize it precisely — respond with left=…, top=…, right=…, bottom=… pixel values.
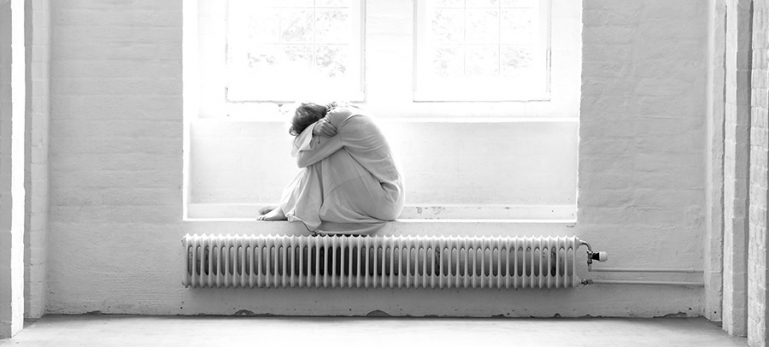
left=257, top=164, right=322, bottom=225
left=319, top=149, right=397, bottom=223
left=266, top=164, right=325, bottom=230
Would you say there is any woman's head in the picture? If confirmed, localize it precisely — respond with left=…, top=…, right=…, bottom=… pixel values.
left=289, top=103, right=328, bottom=136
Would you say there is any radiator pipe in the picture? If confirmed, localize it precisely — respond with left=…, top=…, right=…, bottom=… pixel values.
left=582, top=279, right=704, bottom=287
left=579, top=240, right=704, bottom=286
left=588, top=266, right=704, bottom=273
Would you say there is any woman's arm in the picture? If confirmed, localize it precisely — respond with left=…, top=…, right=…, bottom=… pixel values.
left=292, top=108, right=355, bottom=168
left=293, top=121, right=344, bottom=168
left=313, top=118, right=337, bottom=137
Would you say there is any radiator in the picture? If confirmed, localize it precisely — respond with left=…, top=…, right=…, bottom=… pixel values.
left=182, top=234, right=583, bottom=289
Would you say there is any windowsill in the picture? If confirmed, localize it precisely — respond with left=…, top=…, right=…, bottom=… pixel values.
left=183, top=217, right=577, bottom=224
left=185, top=204, right=576, bottom=222
left=181, top=213, right=578, bottom=237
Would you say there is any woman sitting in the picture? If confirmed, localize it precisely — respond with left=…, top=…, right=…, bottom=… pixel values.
left=257, top=102, right=405, bottom=235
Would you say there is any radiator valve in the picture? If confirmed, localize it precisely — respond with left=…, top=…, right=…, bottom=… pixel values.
left=590, top=251, right=608, bottom=263
left=580, top=240, right=608, bottom=265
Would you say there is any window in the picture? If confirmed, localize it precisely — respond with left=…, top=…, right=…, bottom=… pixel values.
left=185, top=0, right=581, bottom=221
left=414, top=0, right=550, bottom=101
left=226, top=0, right=364, bottom=102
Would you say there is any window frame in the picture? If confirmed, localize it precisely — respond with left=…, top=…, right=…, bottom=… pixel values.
left=224, top=0, right=366, bottom=104
left=413, top=0, right=552, bottom=102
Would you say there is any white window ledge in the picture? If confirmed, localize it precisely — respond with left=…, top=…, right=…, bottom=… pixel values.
left=186, top=204, right=576, bottom=222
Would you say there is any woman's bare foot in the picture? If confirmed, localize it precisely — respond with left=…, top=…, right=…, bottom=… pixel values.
left=256, top=207, right=287, bottom=221
left=258, top=206, right=276, bottom=215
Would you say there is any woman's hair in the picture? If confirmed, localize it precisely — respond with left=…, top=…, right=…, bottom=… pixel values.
left=289, top=102, right=336, bottom=136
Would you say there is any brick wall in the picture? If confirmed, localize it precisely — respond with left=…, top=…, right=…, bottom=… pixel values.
left=713, top=0, right=769, bottom=344
left=47, top=0, right=183, bottom=314
left=579, top=0, right=707, bottom=275
left=749, top=0, right=769, bottom=345
left=0, top=0, right=25, bottom=338
left=706, top=0, right=727, bottom=323
left=23, top=0, right=50, bottom=320
left=722, top=0, right=753, bottom=336
left=0, top=0, right=16, bottom=338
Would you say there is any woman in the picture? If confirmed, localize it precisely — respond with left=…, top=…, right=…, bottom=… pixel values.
left=257, top=102, right=405, bottom=235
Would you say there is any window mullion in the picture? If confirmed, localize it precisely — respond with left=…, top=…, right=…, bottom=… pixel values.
left=462, top=0, right=467, bottom=77
left=312, top=4, right=317, bottom=77
left=497, top=2, right=502, bottom=77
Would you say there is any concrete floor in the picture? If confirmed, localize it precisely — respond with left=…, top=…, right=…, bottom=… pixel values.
left=0, top=315, right=748, bottom=347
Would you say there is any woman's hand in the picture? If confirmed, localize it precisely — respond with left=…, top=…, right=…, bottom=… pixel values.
left=313, top=118, right=338, bottom=137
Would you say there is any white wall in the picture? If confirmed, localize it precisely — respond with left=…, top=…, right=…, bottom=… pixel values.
left=46, top=0, right=709, bottom=318
left=24, top=0, right=51, bottom=320
left=722, top=0, right=752, bottom=336
left=747, top=0, right=769, bottom=344
left=0, top=0, right=26, bottom=338
left=704, top=0, right=726, bottom=325
left=0, top=0, right=15, bottom=337
left=709, top=0, right=769, bottom=344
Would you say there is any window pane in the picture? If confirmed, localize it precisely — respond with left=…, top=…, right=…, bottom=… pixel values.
left=246, top=45, right=281, bottom=70
left=316, top=45, right=349, bottom=79
left=500, top=0, right=537, bottom=7
left=431, top=9, right=465, bottom=43
left=236, top=45, right=315, bottom=74
left=281, top=9, right=314, bottom=42
left=466, top=9, right=499, bottom=43
left=500, top=9, right=536, bottom=44
left=466, top=0, right=500, bottom=7
left=433, top=0, right=464, bottom=8
left=230, top=10, right=281, bottom=44
left=316, top=0, right=351, bottom=7
left=316, top=9, right=350, bottom=43
left=417, top=0, right=549, bottom=100
left=229, top=0, right=269, bottom=11
left=280, top=45, right=314, bottom=71
left=226, top=0, right=363, bottom=100
left=466, top=45, right=499, bottom=76
left=500, top=45, right=534, bottom=76
left=276, top=0, right=314, bottom=7
left=431, top=46, right=464, bottom=77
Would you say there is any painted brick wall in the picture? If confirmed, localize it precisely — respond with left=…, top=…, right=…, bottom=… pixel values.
left=722, top=0, right=752, bottom=336
left=24, top=0, right=50, bottom=320
left=0, top=0, right=25, bottom=338
left=0, top=0, right=15, bottom=339
left=579, top=0, right=707, bottom=272
left=46, top=0, right=709, bottom=317
left=748, top=0, right=769, bottom=345
left=705, top=0, right=726, bottom=323
left=47, top=0, right=183, bottom=315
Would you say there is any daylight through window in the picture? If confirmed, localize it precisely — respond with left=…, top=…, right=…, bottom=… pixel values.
left=415, top=0, right=550, bottom=101
left=226, top=0, right=364, bottom=102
